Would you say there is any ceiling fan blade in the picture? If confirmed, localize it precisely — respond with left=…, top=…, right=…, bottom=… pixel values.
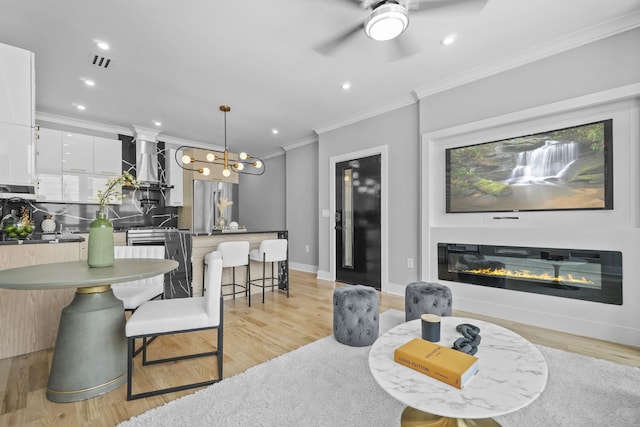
left=386, top=33, right=421, bottom=61
left=408, top=0, right=489, bottom=15
left=313, top=23, right=364, bottom=56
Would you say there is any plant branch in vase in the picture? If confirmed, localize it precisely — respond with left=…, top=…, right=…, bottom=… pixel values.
left=218, top=197, right=233, bottom=229
left=96, top=171, right=139, bottom=213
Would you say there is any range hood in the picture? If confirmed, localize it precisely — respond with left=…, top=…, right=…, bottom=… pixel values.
left=132, top=126, right=161, bottom=185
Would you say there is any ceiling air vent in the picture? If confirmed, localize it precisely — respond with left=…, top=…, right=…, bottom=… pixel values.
left=88, top=52, right=112, bottom=69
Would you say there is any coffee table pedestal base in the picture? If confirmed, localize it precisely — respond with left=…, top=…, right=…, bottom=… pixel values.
left=402, top=407, right=501, bottom=427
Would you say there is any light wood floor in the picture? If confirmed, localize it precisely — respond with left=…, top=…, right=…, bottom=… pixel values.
left=1, top=270, right=639, bottom=426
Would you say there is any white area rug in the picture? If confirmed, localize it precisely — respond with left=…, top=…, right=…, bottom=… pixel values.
left=119, top=310, right=640, bottom=426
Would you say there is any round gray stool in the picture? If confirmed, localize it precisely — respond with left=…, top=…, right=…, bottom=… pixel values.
left=405, top=282, right=452, bottom=321
left=333, top=285, right=379, bottom=347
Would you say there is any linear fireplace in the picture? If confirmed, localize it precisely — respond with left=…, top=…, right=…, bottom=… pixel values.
left=438, top=243, right=622, bottom=305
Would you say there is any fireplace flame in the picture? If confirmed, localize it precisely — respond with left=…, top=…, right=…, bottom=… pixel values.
left=461, top=267, right=594, bottom=284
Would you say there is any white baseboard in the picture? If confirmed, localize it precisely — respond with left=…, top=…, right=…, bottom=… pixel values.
left=382, top=281, right=405, bottom=297
left=316, top=270, right=333, bottom=282
left=289, top=262, right=318, bottom=274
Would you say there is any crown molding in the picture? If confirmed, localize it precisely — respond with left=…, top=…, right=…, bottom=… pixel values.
left=313, top=94, right=416, bottom=135
left=35, top=111, right=132, bottom=135
left=262, top=150, right=285, bottom=160
left=282, top=136, right=318, bottom=152
left=414, top=10, right=640, bottom=99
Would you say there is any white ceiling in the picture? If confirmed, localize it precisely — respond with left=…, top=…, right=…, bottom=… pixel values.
left=1, top=0, right=639, bottom=156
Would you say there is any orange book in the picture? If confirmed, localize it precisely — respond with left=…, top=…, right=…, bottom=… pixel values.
left=394, top=338, right=479, bottom=389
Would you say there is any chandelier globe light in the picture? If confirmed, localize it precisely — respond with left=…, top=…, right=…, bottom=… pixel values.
left=176, top=105, right=265, bottom=177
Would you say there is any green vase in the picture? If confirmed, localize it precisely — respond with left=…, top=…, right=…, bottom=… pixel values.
left=87, top=210, right=114, bottom=268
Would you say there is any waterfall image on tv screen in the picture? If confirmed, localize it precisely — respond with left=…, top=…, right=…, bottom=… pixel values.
left=446, top=119, right=613, bottom=213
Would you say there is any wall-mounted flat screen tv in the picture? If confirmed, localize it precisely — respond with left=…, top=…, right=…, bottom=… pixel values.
left=446, top=119, right=613, bottom=213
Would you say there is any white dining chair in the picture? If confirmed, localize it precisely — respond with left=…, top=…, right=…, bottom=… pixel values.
left=112, top=245, right=165, bottom=310
left=125, top=250, right=224, bottom=400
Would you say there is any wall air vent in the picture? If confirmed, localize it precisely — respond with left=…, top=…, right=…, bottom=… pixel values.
left=88, top=52, right=112, bottom=69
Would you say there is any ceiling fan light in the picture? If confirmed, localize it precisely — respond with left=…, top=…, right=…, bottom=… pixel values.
left=364, top=3, right=409, bottom=41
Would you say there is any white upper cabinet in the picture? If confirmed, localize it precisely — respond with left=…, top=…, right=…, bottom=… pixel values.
left=93, top=136, right=122, bottom=176
left=62, top=132, right=93, bottom=173
left=165, top=148, right=184, bottom=206
left=0, top=42, right=34, bottom=127
left=37, top=128, right=122, bottom=203
left=36, top=127, right=63, bottom=201
left=0, top=123, right=35, bottom=187
left=0, top=42, right=35, bottom=191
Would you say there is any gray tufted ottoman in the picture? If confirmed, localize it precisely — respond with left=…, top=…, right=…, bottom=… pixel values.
left=333, top=285, right=379, bottom=346
left=405, top=282, right=452, bottom=321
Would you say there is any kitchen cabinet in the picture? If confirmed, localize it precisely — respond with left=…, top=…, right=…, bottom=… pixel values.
left=36, top=127, right=63, bottom=201
left=37, top=128, right=122, bottom=203
left=0, top=242, right=80, bottom=359
left=0, top=42, right=34, bottom=127
left=93, top=136, right=122, bottom=176
left=62, top=132, right=93, bottom=173
left=62, top=173, right=109, bottom=203
left=0, top=123, right=35, bottom=188
left=166, top=148, right=184, bottom=206
left=0, top=42, right=35, bottom=190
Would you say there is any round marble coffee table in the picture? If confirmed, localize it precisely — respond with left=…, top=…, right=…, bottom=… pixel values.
left=369, top=317, right=548, bottom=426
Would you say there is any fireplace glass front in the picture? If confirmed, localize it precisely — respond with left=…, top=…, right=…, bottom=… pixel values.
left=438, top=243, right=622, bottom=305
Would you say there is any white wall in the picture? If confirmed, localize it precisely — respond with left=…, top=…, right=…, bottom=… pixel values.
left=418, top=28, right=640, bottom=346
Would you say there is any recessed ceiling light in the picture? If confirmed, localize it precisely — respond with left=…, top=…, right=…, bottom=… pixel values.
left=76, top=104, right=86, bottom=111
left=342, top=81, right=352, bottom=90
left=96, top=41, right=110, bottom=50
left=84, top=79, right=95, bottom=87
left=153, top=121, right=162, bottom=127
left=441, top=34, right=457, bottom=46
left=272, top=128, right=279, bottom=135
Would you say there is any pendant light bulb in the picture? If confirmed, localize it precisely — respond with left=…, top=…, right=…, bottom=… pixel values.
left=222, top=168, right=231, bottom=177
left=236, top=162, right=245, bottom=171
left=254, top=160, right=263, bottom=169
left=182, top=154, right=192, bottom=164
left=200, top=167, right=211, bottom=176
left=239, top=152, right=248, bottom=160
left=206, top=153, right=216, bottom=162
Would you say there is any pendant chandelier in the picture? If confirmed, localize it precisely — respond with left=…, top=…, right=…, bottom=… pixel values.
left=176, top=105, right=265, bottom=177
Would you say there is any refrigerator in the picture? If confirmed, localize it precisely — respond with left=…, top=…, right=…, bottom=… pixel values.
left=192, top=180, right=239, bottom=233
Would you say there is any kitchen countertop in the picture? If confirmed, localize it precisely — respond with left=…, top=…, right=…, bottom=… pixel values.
left=191, top=229, right=286, bottom=237
left=0, top=233, right=85, bottom=246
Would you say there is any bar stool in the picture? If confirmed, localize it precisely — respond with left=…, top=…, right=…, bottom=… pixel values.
left=249, top=239, right=288, bottom=306
left=216, top=241, right=250, bottom=300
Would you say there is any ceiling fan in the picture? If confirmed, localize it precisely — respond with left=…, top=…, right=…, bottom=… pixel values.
left=314, top=0, right=488, bottom=58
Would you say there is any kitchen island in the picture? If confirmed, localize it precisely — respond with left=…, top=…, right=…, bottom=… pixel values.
left=191, top=230, right=288, bottom=297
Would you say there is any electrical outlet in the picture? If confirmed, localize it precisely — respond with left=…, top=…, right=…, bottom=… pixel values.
left=407, top=258, right=414, bottom=269
left=305, top=245, right=310, bottom=253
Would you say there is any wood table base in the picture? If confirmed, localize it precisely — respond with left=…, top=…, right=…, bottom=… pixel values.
left=401, top=407, right=501, bottom=427
left=46, top=286, right=127, bottom=402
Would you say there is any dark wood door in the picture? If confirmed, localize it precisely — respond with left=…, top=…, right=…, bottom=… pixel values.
left=335, top=154, right=381, bottom=289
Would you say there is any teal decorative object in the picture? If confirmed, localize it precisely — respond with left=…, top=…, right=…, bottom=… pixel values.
left=87, top=210, right=114, bottom=268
